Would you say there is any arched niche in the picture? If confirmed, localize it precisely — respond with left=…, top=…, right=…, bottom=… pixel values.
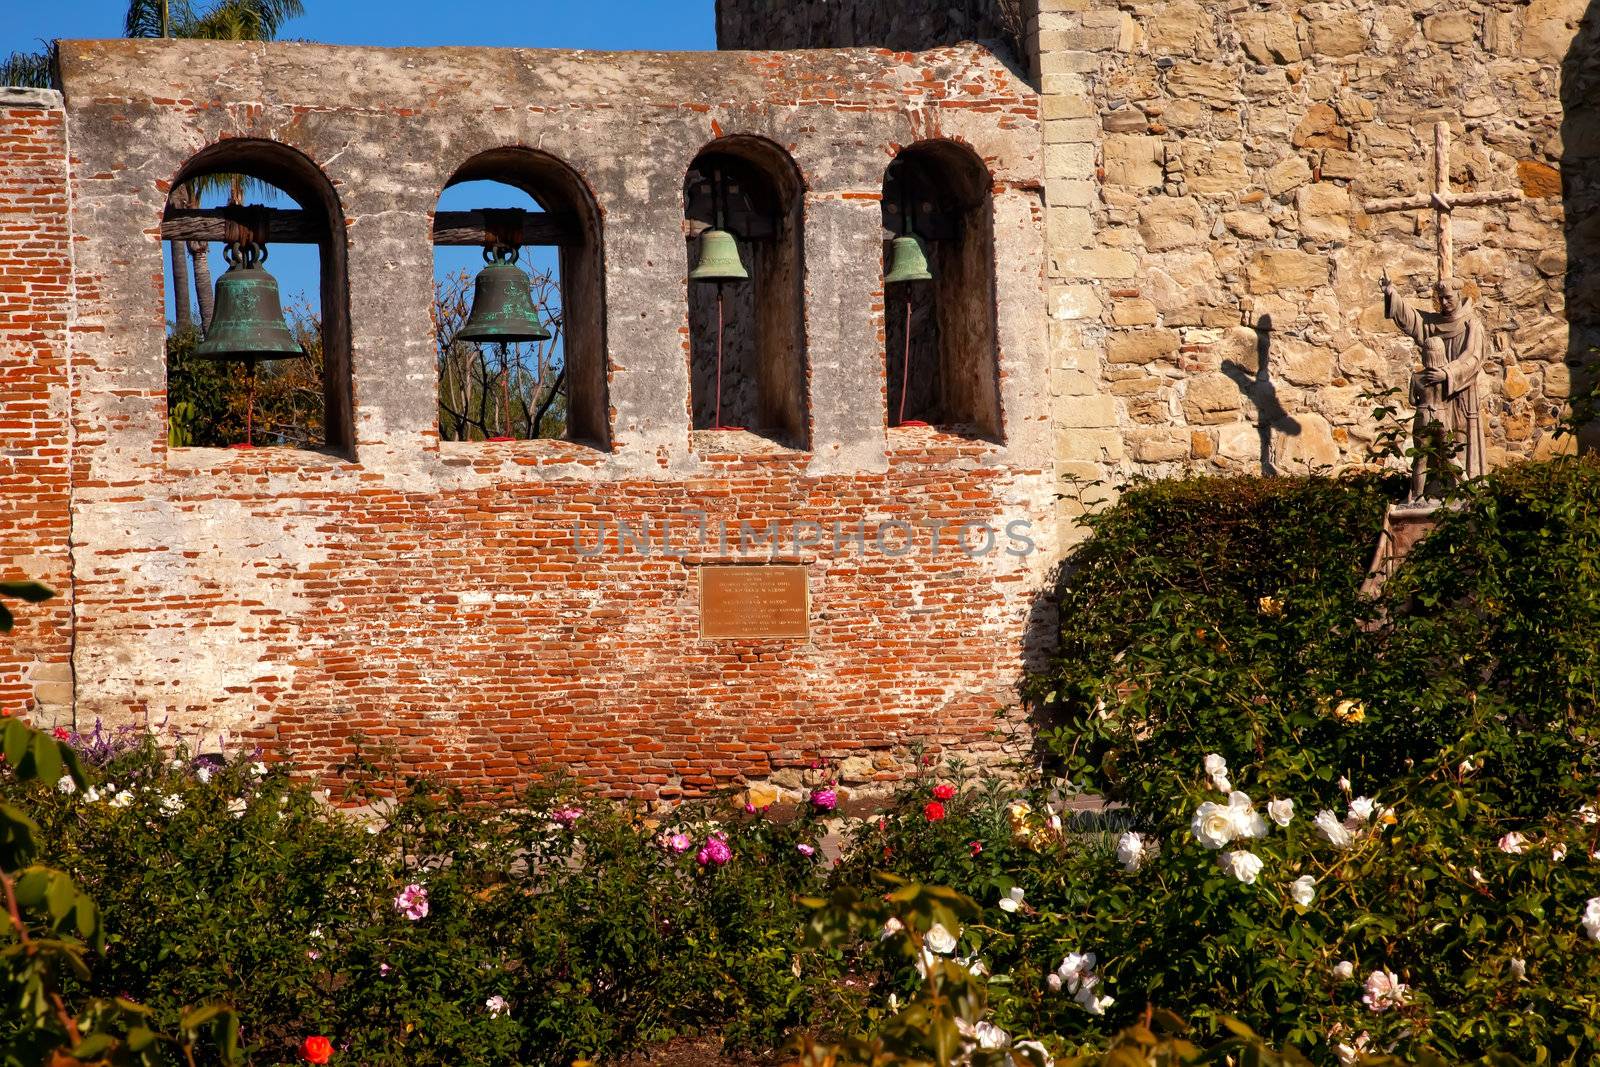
left=683, top=136, right=808, bottom=449
left=882, top=139, right=1002, bottom=440
left=162, top=139, right=353, bottom=455
left=435, top=148, right=609, bottom=448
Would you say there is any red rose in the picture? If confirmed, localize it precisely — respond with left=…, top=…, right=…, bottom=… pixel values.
left=301, top=1036, right=333, bottom=1064
left=932, top=784, right=956, bottom=801
left=923, top=801, right=946, bottom=822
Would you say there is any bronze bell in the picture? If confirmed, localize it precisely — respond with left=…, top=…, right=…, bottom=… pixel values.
left=689, top=228, right=749, bottom=282
left=884, top=234, right=934, bottom=285
left=458, top=246, right=553, bottom=343
left=195, top=243, right=303, bottom=360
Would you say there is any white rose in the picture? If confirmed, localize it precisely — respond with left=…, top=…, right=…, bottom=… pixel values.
left=1582, top=898, right=1600, bottom=941
left=1073, top=975, right=1114, bottom=1015
left=159, top=794, right=183, bottom=816
left=1509, top=958, right=1528, bottom=982
left=1056, top=951, right=1097, bottom=991
left=196, top=766, right=212, bottom=784
left=1289, top=874, right=1316, bottom=907
left=880, top=917, right=905, bottom=941
left=1204, top=753, right=1228, bottom=779
left=1013, top=1039, right=1054, bottom=1067
left=973, top=1021, right=1010, bottom=1049
left=1338, top=776, right=1351, bottom=793
left=56, top=776, right=77, bottom=795
left=1552, top=842, right=1568, bottom=863
left=109, top=790, right=134, bottom=809
left=1314, top=809, right=1354, bottom=849
left=1226, top=792, right=1268, bottom=839
left=1115, top=831, right=1146, bottom=872
left=998, top=887, right=1025, bottom=913
left=228, top=797, right=248, bottom=817
left=1347, top=796, right=1376, bottom=823
left=1218, top=849, right=1264, bottom=885
left=1362, top=968, right=1409, bottom=1012
left=1333, top=960, right=1354, bottom=980
left=1498, top=831, right=1526, bottom=855
left=81, top=786, right=101, bottom=804
left=1580, top=805, right=1599, bottom=826
left=1267, top=797, right=1294, bottom=827
left=1046, top=972, right=1062, bottom=992
left=1191, top=802, right=1237, bottom=849
left=925, top=922, right=958, bottom=955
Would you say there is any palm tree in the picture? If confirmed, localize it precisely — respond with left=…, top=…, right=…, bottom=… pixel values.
left=124, top=0, right=306, bottom=333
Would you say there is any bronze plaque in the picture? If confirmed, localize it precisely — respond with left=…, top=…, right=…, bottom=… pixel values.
left=699, top=565, right=810, bottom=640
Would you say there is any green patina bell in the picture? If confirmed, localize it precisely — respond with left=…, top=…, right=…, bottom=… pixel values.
left=195, top=244, right=303, bottom=360
left=458, top=247, right=553, bottom=344
left=689, top=228, right=749, bottom=282
left=884, top=234, right=934, bottom=285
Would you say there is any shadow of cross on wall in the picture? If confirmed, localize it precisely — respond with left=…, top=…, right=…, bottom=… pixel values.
left=1220, top=315, right=1302, bottom=476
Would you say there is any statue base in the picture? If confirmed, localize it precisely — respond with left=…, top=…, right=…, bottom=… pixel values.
left=1360, top=500, right=1457, bottom=599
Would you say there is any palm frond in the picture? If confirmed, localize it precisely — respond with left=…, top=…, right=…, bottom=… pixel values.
left=187, top=0, right=305, bottom=41
left=0, top=45, right=55, bottom=89
left=125, top=0, right=200, bottom=38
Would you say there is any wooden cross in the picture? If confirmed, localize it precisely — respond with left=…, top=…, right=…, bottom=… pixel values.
left=1361, top=121, right=1522, bottom=283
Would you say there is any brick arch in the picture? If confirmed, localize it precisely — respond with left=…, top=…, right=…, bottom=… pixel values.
left=882, top=138, right=1001, bottom=441
left=166, top=138, right=354, bottom=455
left=435, top=147, right=610, bottom=449
left=683, top=135, right=809, bottom=448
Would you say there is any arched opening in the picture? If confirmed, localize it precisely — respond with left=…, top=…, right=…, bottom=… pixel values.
left=433, top=149, right=608, bottom=448
left=882, top=140, right=1001, bottom=440
left=161, top=140, right=351, bottom=454
left=684, top=136, right=808, bottom=449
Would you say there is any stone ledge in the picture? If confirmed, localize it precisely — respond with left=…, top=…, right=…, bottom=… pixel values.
left=0, top=87, right=63, bottom=109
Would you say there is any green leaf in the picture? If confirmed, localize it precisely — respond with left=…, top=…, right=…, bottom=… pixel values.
left=126, top=1026, right=158, bottom=1052
left=70, top=1033, right=118, bottom=1059
left=32, top=731, right=62, bottom=785
left=3, top=719, right=30, bottom=768
left=45, top=871, right=75, bottom=922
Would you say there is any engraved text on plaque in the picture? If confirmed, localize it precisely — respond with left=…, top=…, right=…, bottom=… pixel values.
left=699, top=566, right=810, bottom=640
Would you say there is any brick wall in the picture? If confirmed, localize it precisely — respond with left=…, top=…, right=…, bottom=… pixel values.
left=17, top=40, right=1053, bottom=798
left=0, top=89, right=73, bottom=724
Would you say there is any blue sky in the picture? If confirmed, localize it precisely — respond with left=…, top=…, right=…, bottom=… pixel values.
left=3, top=1, right=717, bottom=323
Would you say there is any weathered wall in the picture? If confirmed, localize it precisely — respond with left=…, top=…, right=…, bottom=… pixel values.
left=0, top=89, right=74, bottom=724
left=1037, top=0, right=1588, bottom=488
left=26, top=39, right=1052, bottom=797
left=726, top=2, right=1594, bottom=517
left=716, top=0, right=1025, bottom=54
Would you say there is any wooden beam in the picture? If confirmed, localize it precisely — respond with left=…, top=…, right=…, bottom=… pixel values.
left=1361, top=188, right=1521, bottom=216
left=160, top=207, right=583, bottom=246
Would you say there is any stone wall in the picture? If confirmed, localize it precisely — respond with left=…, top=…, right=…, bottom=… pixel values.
left=0, top=89, right=74, bottom=727
left=1038, top=0, right=1590, bottom=488
left=715, top=0, right=1026, bottom=54
left=7, top=39, right=1053, bottom=798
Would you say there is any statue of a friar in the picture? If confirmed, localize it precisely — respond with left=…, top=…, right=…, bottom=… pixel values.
left=1379, top=274, right=1488, bottom=502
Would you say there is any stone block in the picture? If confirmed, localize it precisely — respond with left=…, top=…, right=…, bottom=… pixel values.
left=1102, top=134, right=1164, bottom=187
left=1047, top=178, right=1096, bottom=208
left=1056, top=428, right=1126, bottom=462
left=1545, top=362, right=1573, bottom=398
left=1296, top=182, right=1352, bottom=241
left=1225, top=211, right=1274, bottom=240
left=1277, top=412, right=1342, bottom=470
left=1293, top=104, right=1350, bottom=151
left=1055, top=394, right=1120, bottom=428
left=1108, top=329, right=1182, bottom=365
left=1054, top=249, right=1140, bottom=280
left=1043, top=94, right=1096, bottom=121
left=1111, top=298, right=1160, bottom=326
left=1049, top=207, right=1094, bottom=250
left=1247, top=249, right=1332, bottom=293
left=1236, top=12, right=1302, bottom=64
left=1423, top=12, right=1476, bottom=45
left=1138, top=197, right=1206, bottom=251
left=1045, top=118, right=1100, bottom=144
left=1520, top=0, right=1585, bottom=61
left=1308, top=14, right=1370, bottom=57
left=1183, top=372, right=1244, bottom=425
left=1186, top=142, right=1250, bottom=195
left=1130, top=428, right=1191, bottom=462
left=1045, top=142, right=1096, bottom=179
left=1050, top=284, right=1102, bottom=321
left=1167, top=62, right=1240, bottom=107
left=1264, top=155, right=1314, bottom=196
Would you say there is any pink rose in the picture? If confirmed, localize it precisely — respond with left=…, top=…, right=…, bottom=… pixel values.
left=697, top=834, right=732, bottom=866
left=393, top=882, right=429, bottom=921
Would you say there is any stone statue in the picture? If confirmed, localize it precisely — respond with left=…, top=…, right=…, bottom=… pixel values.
left=1380, top=274, right=1488, bottom=502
